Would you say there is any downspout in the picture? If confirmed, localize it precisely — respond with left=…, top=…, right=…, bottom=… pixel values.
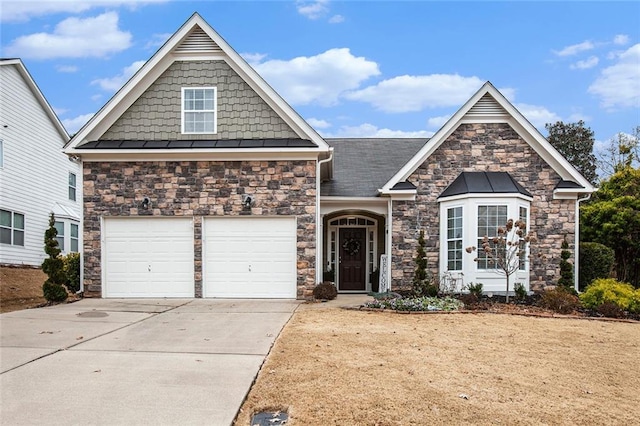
left=386, top=197, right=393, bottom=292
left=575, top=193, right=592, bottom=292
left=316, top=148, right=334, bottom=285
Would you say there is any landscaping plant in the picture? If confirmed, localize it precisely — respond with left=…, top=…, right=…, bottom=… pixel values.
left=465, top=282, right=483, bottom=298
left=42, top=213, right=68, bottom=302
left=412, top=229, right=437, bottom=296
left=578, top=242, right=614, bottom=291
left=579, top=278, right=640, bottom=314
left=557, top=236, right=574, bottom=291
left=313, top=282, right=338, bottom=300
left=63, top=252, right=81, bottom=293
left=466, top=218, right=538, bottom=303
left=539, top=287, right=581, bottom=314
left=514, top=283, right=528, bottom=302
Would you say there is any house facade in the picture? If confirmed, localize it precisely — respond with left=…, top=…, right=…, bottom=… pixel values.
left=1, top=59, right=80, bottom=267
left=64, top=13, right=594, bottom=299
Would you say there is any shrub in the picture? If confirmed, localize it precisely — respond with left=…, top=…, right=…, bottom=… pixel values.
left=465, top=282, right=483, bottom=298
left=63, top=252, right=81, bottom=293
left=313, top=282, right=338, bottom=300
left=539, top=288, right=582, bottom=314
left=43, top=281, right=69, bottom=302
left=580, top=278, right=640, bottom=313
left=514, top=283, right=527, bottom=301
left=596, top=302, right=624, bottom=318
left=557, top=237, right=574, bottom=291
left=364, top=296, right=463, bottom=312
left=579, top=242, right=614, bottom=291
left=458, top=293, right=479, bottom=308
left=412, top=230, right=436, bottom=296
left=42, top=213, right=67, bottom=303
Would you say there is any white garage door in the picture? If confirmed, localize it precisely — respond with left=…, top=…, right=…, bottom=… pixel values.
left=204, top=217, right=297, bottom=298
left=103, top=218, right=194, bottom=298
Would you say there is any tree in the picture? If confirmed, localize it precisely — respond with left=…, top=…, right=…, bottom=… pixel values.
left=581, top=166, right=640, bottom=288
left=546, top=120, right=598, bottom=185
left=598, top=126, right=640, bottom=179
left=412, top=230, right=436, bottom=296
left=557, top=236, right=574, bottom=291
left=42, top=213, right=68, bottom=302
left=466, top=219, right=537, bottom=303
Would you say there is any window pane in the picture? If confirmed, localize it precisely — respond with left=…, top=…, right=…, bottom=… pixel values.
left=70, top=238, right=79, bottom=252
left=56, top=236, right=64, bottom=250
left=69, top=173, right=76, bottom=186
left=69, top=186, right=76, bottom=201
left=13, top=230, right=24, bottom=246
left=54, top=221, right=64, bottom=236
left=0, top=228, right=11, bottom=244
left=0, top=210, right=11, bottom=227
left=13, top=213, right=24, bottom=229
left=71, top=223, right=79, bottom=238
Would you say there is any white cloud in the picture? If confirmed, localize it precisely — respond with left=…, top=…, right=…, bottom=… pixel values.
left=613, top=34, right=629, bottom=46
left=56, top=65, right=78, bottom=73
left=145, top=32, right=172, bottom=50
left=241, top=52, right=268, bottom=65
left=345, top=74, right=484, bottom=113
left=426, top=115, right=451, bottom=129
left=5, top=12, right=132, bottom=59
left=570, top=56, right=599, bottom=70
left=91, top=94, right=103, bottom=101
left=307, top=118, right=331, bottom=129
left=329, top=15, right=345, bottom=24
left=53, top=107, right=68, bottom=116
left=62, top=113, right=94, bottom=134
left=514, top=103, right=561, bottom=128
left=588, top=43, right=640, bottom=109
left=324, top=123, right=433, bottom=138
left=91, top=60, right=146, bottom=91
left=553, top=40, right=595, bottom=57
left=1, top=0, right=168, bottom=22
left=296, top=0, right=329, bottom=20
left=252, top=48, right=380, bottom=106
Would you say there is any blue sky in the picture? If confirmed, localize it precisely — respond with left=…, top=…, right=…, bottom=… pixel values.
left=2, top=1, right=639, bottom=154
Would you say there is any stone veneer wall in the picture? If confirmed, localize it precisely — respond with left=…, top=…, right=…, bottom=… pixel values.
left=101, top=60, right=299, bottom=141
left=391, top=123, right=576, bottom=292
left=83, top=160, right=316, bottom=299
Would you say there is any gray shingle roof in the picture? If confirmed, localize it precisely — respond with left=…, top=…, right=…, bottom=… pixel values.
left=321, top=138, right=427, bottom=197
left=77, top=139, right=316, bottom=149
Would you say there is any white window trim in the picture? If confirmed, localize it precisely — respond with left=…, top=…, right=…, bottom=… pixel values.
left=69, top=172, right=77, bottom=202
left=439, top=196, right=531, bottom=292
left=445, top=205, right=464, bottom=272
left=0, top=209, right=25, bottom=246
left=181, top=87, right=217, bottom=135
left=53, top=219, right=80, bottom=254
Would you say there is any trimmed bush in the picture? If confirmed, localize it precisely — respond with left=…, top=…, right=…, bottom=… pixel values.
left=514, top=283, right=528, bottom=301
left=580, top=278, right=640, bottom=313
left=313, top=282, right=338, bottom=300
left=63, top=252, right=81, bottom=293
left=43, top=281, right=69, bottom=302
left=579, top=242, right=614, bottom=291
left=466, top=282, right=483, bottom=298
left=42, top=213, right=68, bottom=303
left=539, top=288, right=581, bottom=314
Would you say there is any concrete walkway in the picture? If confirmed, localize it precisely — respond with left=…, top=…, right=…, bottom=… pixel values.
left=0, top=298, right=299, bottom=426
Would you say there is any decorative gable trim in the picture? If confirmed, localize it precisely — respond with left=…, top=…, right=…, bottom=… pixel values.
left=379, top=82, right=596, bottom=196
left=64, top=13, right=329, bottom=154
left=174, top=25, right=223, bottom=54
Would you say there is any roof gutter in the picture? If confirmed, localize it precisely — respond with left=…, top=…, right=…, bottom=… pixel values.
left=316, top=148, right=334, bottom=285
left=574, top=193, right=592, bottom=293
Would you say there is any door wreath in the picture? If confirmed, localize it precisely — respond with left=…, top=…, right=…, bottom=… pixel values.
left=342, top=238, right=361, bottom=256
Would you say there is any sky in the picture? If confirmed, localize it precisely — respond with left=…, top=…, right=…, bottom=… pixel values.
left=1, top=1, right=639, bottom=156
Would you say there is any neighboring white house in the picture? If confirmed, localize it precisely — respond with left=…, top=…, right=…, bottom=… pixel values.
left=0, top=58, right=81, bottom=266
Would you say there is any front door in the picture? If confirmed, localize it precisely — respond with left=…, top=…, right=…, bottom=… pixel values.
left=339, top=228, right=366, bottom=291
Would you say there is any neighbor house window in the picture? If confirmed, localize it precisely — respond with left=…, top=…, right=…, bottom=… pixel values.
left=446, top=206, right=463, bottom=271
left=476, top=205, right=508, bottom=270
left=68, top=172, right=77, bottom=201
left=70, top=223, right=79, bottom=252
left=182, top=87, right=217, bottom=134
left=0, top=209, right=25, bottom=246
left=54, top=221, right=65, bottom=251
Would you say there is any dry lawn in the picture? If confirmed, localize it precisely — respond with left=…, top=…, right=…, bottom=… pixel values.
left=236, top=306, right=640, bottom=425
left=0, top=266, right=47, bottom=313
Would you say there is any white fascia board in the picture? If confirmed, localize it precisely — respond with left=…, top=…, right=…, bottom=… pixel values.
left=553, top=187, right=596, bottom=200
left=437, top=192, right=534, bottom=204
left=320, top=197, right=388, bottom=216
left=379, top=84, right=493, bottom=193
left=377, top=190, right=417, bottom=201
left=320, top=196, right=386, bottom=203
left=3, top=59, right=69, bottom=141
left=76, top=149, right=320, bottom=162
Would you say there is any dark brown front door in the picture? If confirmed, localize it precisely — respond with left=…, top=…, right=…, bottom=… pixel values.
left=339, top=228, right=366, bottom=291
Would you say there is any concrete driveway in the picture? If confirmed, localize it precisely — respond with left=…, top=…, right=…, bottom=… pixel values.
left=0, top=298, right=299, bottom=425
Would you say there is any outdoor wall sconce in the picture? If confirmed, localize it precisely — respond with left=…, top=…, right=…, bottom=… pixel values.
left=141, top=197, right=150, bottom=210
left=242, top=194, right=254, bottom=208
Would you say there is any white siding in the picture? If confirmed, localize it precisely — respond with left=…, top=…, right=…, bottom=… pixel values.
left=0, top=63, right=80, bottom=266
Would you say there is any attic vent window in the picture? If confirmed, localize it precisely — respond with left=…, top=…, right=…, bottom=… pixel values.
left=181, top=87, right=217, bottom=134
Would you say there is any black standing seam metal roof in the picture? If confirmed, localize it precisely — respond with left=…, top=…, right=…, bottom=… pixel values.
left=76, top=139, right=317, bottom=149
left=555, top=180, right=585, bottom=189
left=320, top=138, right=428, bottom=197
left=439, top=172, right=533, bottom=198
